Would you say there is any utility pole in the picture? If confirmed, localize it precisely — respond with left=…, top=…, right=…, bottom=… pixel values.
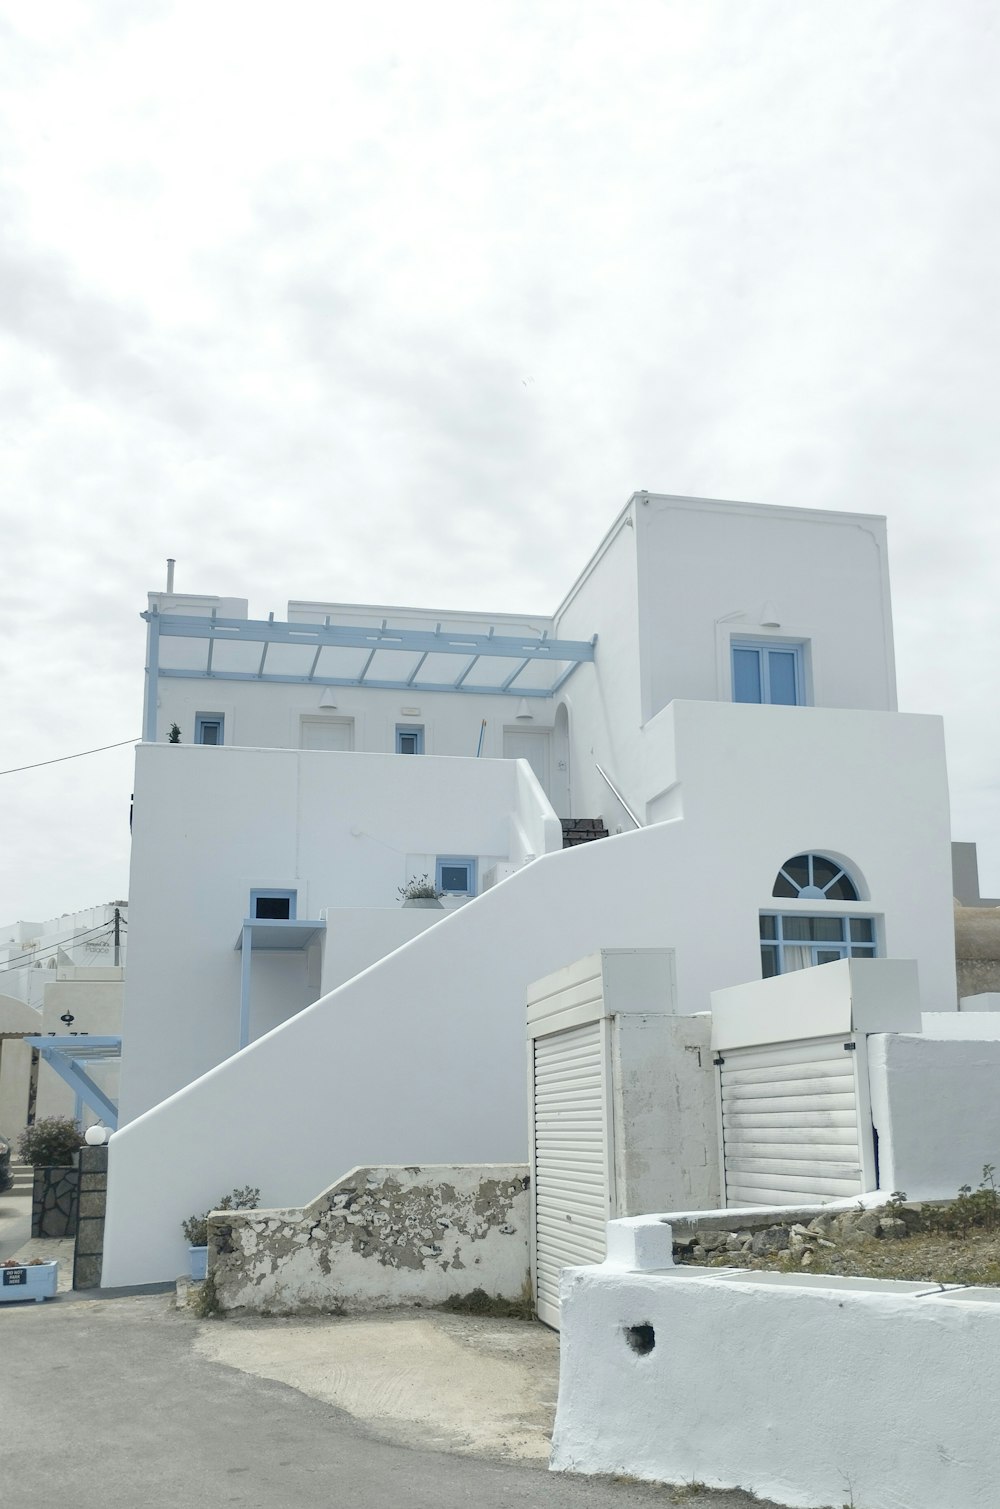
left=113, top=906, right=121, bottom=967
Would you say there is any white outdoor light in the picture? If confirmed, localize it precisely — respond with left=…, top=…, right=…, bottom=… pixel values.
left=85, top=1125, right=111, bottom=1145
left=759, top=601, right=781, bottom=628
left=318, top=687, right=338, bottom=709
left=515, top=699, right=534, bottom=720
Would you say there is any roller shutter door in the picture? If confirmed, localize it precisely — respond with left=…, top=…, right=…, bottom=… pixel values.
left=719, top=1036, right=868, bottom=1207
left=532, top=1021, right=610, bottom=1329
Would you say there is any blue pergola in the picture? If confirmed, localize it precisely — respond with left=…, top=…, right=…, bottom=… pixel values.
left=142, top=610, right=596, bottom=741
left=25, top=1036, right=121, bottom=1131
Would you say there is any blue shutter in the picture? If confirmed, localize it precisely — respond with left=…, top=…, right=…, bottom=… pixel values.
left=766, top=650, right=798, bottom=705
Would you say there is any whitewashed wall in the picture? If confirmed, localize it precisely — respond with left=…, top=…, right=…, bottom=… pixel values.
left=118, top=743, right=561, bottom=1123
left=867, top=1033, right=1000, bottom=1199
left=552, top=1248, right=1000, bottom=1509
left=105, top=701, right=956, bottom=1287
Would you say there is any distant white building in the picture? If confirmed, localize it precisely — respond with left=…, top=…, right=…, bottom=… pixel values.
left=103, top=492, right=958, bottom=1286
left=0, top=903, right=125, bottom=1136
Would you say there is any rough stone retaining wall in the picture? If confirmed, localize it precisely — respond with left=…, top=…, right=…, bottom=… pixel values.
left=31, top=1164, right=79, bottom=1238
left=208, top=1164, right=530, bottom=1314
left=552, top=1215, right=1000, bottom=1509
left=673, top=1201, right=923, bottom=1268
left=73, top=1146, right=108, bottom=1289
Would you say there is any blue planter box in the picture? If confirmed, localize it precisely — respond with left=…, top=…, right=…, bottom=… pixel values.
left=189, top=1246, right=208, bottom=1281
left=0, top=1261, right=59, bottom=1303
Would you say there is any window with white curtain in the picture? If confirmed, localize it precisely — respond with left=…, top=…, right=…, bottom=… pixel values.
left=760, top=853, right=876, bottom=976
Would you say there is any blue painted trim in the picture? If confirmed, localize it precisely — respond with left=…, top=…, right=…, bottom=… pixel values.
left=759, top=912, right=877, bottom=977
left=25, top=1040, right=120, bottom=1129
left=239, top=922, right=252, bottom=1048
left=142, top=612, right=596, bottom=662
left=144, top=611, right=160, bottom=742
left=731, top=637, right=806, bottom=706
left=396, top=724, right=424, bottom=754
left=436, top=856, right=478, bottom=895
left=249, top=888, right=297, bottom=920
left=194, top=712, right=225, bottom=745
left=157, top=668, right=559, bottom=697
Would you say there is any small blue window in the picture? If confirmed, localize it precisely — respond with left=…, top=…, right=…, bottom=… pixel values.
left=250, top=889, right=297, bottom=921
left=436, top=857, right=476, bottom=896
left=732, top=641, right=804, bottom=706
left=195, top=713, right=225, bottom=745
left=396, top=725, right=424, bottom=755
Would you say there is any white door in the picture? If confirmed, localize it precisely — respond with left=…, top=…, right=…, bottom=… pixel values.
left=300, top=718, right=354, bottom=751
left=531, top=1021, right=610, bottom=1329
left=718, top=1036, right=874, bottom=1207
left=503, top=728, right=551, bottom=797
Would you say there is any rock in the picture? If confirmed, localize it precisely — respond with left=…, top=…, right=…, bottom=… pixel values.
left=879, top=1217, right=908, bottom=1240
left=800, top=1248, right=815, bottom=1267
left=692, top=1244, right=706, bottom=1259
left=697, top=1231, right=726, bottom=1252
left=751, top=1225, right=791, bottom=1256
left=725, top=1233, right=743, bottom=1252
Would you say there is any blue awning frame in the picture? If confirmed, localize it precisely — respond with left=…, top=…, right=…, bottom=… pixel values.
left=142, top=610, right=596, bottom=741
left=234, top=918, right=327, bottom=1049
left=25, top=1036, right=121, bottom=1131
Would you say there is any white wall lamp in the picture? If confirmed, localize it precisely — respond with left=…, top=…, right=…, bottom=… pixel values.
left=319, top=687, right=338, bottom=709
left=759, top=602, right=781, bottom=628
left=515, top=699, right=534, bottom=720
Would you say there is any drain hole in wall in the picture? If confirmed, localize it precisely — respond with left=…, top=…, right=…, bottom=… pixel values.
left=625, top=1323, right=655, bottom=1356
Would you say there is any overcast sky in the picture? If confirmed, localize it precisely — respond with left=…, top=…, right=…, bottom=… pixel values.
left=1, top=0, right=998, bottom=924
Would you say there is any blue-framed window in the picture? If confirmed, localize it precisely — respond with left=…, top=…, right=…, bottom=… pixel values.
left=760, top=914, right=876, bottom=977
left=250, top=889, right=297, bottom=921
left=396, top=724, right=424, bottom=755
left=732, top=640, right=804, bottom=706
left=761, top=852, right=874, bottom=976
left=194, top=713, right=225, bottom=746
left=436, top=857, right=477, bottom=896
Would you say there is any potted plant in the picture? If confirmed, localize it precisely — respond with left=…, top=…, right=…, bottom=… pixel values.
left=0, top=1255, right=59, bottom=1304
left=182, top=1185, right=260, bottom=1280
left=397, top=874, right=443, bottom=909
left=18, top=1117, right=85, bottom=1239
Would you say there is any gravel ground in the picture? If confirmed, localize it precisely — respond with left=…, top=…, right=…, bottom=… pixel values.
left=682, top=1225, right=1000, bottom=1285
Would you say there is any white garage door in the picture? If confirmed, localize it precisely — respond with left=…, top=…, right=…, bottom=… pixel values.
left=719, top=1036, right=872, bottom=1207
left=532, top=1020, right=610, bottom=1329
left=300, top=718, right=354, bottom=751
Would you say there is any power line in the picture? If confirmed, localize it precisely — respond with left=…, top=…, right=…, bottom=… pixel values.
left=0, top=737, right=139, bottom=777
left=0, top=922, right=119, bottom=976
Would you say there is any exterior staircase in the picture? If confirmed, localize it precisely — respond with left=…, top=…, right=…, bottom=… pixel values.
left=561, top=817, right=610, bottom=848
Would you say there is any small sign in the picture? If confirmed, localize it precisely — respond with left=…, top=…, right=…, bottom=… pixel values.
left=2, top=1268, right=26, bottom=1286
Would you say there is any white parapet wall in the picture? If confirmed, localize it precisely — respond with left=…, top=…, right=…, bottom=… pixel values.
left=552, top=1219, right=1000, bottom=1509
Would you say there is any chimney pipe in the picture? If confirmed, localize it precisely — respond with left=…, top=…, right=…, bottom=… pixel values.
left=166, top=558, right=175, bottom=593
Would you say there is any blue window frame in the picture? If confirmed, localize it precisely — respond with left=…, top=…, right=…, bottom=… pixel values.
left=194, top=713, right=225, bottom=745
left=396, top=724, right=424, bottom=755
left=760, top=914, right=876, bottom=977
left=250, top=889, right=297, bottom=921
left=732, top=640, right=804, bottom=706
left=436, top=857, right=477, bottom=896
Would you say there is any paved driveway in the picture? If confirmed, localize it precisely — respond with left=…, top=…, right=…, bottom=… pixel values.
left=0, top=1293, right=777, bottom=1509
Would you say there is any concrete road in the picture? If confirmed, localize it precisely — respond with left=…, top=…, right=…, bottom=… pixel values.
left=0, top=1294, right=776, bottom=1509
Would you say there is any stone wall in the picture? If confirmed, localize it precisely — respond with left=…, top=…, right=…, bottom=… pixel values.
left=73, top=1146, right=108, bottom=1289
left=208, top=1164, right=530, bottom=1314
left=955, top=903, right=1000, bottom=999
left=31, top=1164, right=79, bottom=1238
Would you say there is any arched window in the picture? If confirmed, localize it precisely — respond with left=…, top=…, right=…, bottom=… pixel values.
left=772, top=853, right=859, bottom=902
left=761, top=853, right=874, bottom=978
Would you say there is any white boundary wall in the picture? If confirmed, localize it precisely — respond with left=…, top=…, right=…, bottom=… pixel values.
left=552, top=1227, right=1000, bottom=1509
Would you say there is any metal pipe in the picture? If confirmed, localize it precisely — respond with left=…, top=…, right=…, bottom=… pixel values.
left=594, top=762, right=642, bottom=829
left=166, top=558, right=175, bottom=592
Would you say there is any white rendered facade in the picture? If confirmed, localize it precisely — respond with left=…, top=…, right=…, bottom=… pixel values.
left=103, top=493, right=957, bottom=1287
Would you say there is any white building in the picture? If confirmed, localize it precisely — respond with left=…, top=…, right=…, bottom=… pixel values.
left=102, top=492, right=958, bottom=1287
